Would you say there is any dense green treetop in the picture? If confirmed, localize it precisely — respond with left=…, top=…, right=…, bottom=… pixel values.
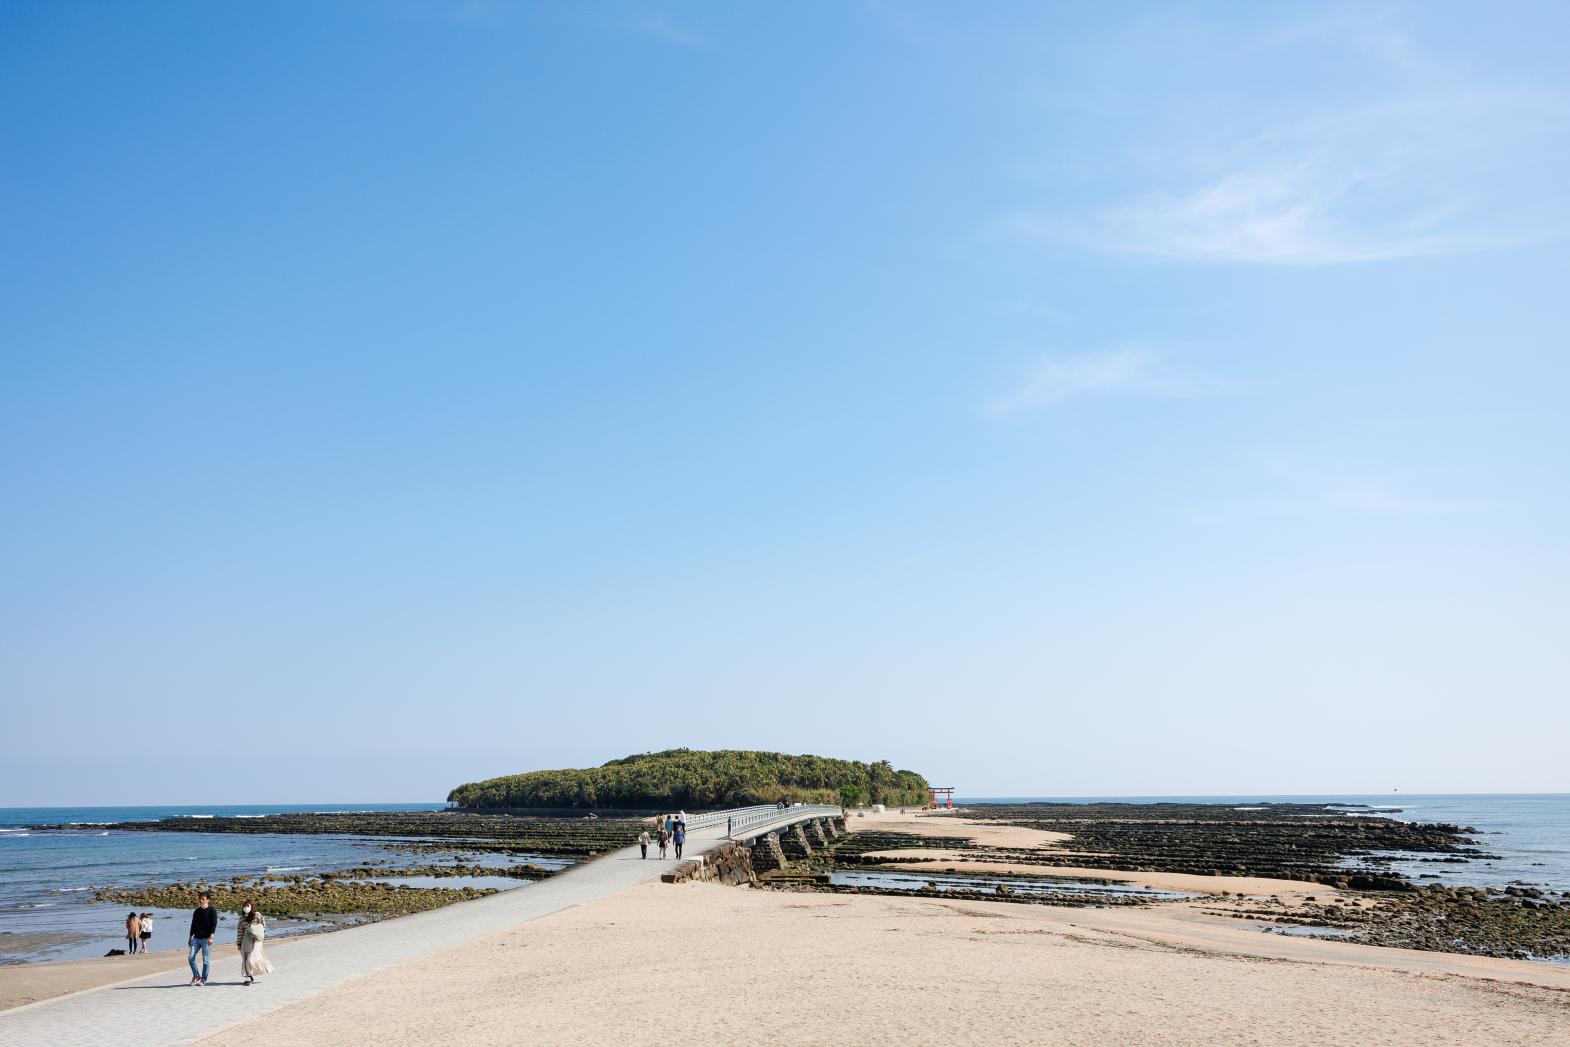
left=447, top=749, right=930, bottom=810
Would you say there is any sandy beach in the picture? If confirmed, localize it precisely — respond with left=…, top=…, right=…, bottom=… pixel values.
left=5, top=807, right=1566, bottom=1044
left=181, top=809, right=1569, bottom=1046
left=194, top=878, right=1569, bottom=1047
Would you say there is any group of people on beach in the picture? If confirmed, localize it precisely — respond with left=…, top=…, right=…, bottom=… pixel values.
left=636, top=810, right=687, bottom=860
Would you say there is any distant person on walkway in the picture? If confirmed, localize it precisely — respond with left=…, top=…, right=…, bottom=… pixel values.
left=125, top=911, right=141, bottom=954
left=188, top=891, right=218, bottom=986
left=236, top=900, right=273, bottom=986
left=663, top=813, right=675, bottom=836
left=638, top=829, right=650, bottom=859
left=673, top=825, right=685, bottom=859
left=657, top=827, right=669, bottom=859
left=140, top=912, right=154, bottom=953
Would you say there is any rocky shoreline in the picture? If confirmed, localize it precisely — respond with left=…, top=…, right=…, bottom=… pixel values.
left=34, top=810, right=645, bottom=855
left=906, top=802, right=1493, bottom=891
left=66, top=815, right=588, bottom=936
left=1217, top=884, right=1570, bottom=961
left=93, top=879, right=498, bottom=920
left=779, top=803, right=1568, bottom=962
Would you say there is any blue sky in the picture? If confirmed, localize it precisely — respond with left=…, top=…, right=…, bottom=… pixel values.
left=3, top=2, right=1567, bottom=804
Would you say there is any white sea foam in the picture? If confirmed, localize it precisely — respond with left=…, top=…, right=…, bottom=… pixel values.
left=56, top=887, right=92, bottom=893
left=1, top=832, right=31, bottom=838
left=183, top=814, right=214, bottom=819
left=266, top=866, right=306, bottom=873
left=1233, top=806, right=1266, bottom=811
left=98, top=831, right=110, bottom=836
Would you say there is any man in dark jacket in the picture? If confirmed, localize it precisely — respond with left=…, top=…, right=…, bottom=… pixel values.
left=188, top=891, right=219, bottom=986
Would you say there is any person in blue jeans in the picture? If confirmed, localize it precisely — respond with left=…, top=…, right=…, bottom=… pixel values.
left=188, top=891, right=218, bottom=986
left=673, top=825, right=685, bottom=858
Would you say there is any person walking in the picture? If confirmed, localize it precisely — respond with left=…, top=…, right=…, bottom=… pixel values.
left=663, top=813, right=675, bottom=836
left=236, top=900, right=273, bottom=986
left=673, top=824, right=685, bottom=859
left=139, top=912, right=154, bottom=953
left=657, top=827, right=669, bottom=859
left=187, top=891, right=218, bottom=986
left=638, top=829, right=650, bottom=859
left=125, top=911, right=141, bottom=955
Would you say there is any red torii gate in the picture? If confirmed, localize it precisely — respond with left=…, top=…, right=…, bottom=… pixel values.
left=928, top=786, right=955, bottom=809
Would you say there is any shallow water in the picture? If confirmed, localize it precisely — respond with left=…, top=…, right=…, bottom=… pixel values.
left=831, top=868, right=1195, bottom=901
left=0, top=806, right=574, bottom=965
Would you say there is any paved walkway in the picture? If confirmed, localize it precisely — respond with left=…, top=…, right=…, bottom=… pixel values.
left=0, top=813, right=816, bottom=1046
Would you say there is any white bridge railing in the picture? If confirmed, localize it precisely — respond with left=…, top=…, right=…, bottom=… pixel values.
left=683, top=803, right=842, bottom=839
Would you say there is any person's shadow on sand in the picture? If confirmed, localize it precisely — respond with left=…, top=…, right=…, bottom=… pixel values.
left=114, top=982, right=246, bottom=989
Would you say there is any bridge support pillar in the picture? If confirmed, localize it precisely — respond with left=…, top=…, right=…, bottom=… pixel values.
left=806, top=818, right=830, bottom=848
left=749, top=831, right=788, bottom=872
left=781, top=823, right=813, bottom=859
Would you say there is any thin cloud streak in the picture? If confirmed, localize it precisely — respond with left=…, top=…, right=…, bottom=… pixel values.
left=632, top=14, right=706, bottom=48
left=1022, top=164, right=1491, bottom=266
left=1006, top=11, right=1570, bottom=266
left=990, top=348, right=1227, bottom=415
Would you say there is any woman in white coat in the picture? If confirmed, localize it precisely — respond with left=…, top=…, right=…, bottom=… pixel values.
left=236, top=900, right=274, bottom=985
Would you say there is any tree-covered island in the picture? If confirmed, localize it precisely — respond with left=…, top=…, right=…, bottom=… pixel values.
left=447, top=749, right=931, bottom=810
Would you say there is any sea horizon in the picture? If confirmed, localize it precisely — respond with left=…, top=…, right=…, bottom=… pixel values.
left=6, top=791, right=1567, bottom=813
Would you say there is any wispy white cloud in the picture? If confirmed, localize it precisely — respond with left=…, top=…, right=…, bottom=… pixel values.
left=1024, top=162, right=1489, bottom=266
left=632, top=14, right=706, bottom=48
left=1008, top=11, right=1570, bottom=266
left=990, top=347, right=1222, bottom=415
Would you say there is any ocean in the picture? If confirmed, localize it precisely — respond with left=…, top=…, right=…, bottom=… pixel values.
left=0, top=802, right=551, bottom=966
left=2, top=795, right=1565, bottom=966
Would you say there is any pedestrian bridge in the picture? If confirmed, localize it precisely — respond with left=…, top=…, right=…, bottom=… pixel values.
left=666, top=803, right=847, bottom=883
